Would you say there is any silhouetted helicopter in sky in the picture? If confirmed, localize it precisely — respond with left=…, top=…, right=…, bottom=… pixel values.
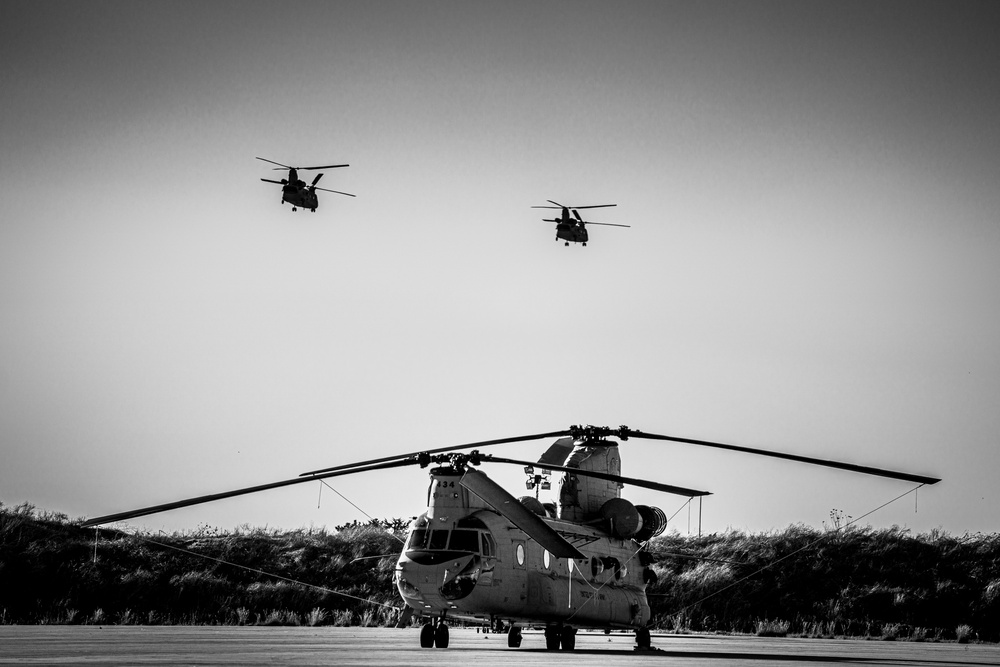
left=82, top=424, right=939, bottom=652
left=257, top=156, right=355, bottom=212
left=533, top=201, right=629, bottom=246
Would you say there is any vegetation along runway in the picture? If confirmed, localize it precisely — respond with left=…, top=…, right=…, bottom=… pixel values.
left=1, top=627, right=998, bottom=666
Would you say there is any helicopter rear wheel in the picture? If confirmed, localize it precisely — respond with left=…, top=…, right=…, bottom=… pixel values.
left=544, top=625, right=561, bottom=650
left=560, top=626, right=577, bottom=650
left=635, top=626, right=652, bottom=650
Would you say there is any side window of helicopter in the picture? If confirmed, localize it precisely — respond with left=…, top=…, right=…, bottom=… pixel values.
left=449, top=529, right=479, bottom=553
left=480, top=531, right=497, bottom=559
left=542, top=549, right=550, bottom=569
left=429, top=530, right=449, bottom=550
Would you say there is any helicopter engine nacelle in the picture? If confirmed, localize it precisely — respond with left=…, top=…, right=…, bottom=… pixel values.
left=600, top=497, right=641, bottom=538
left=600, top=499, right=668, bottom=540
left=634, top=504, right=668, bottom=541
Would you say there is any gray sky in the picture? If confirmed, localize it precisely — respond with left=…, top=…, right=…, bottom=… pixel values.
left=2, top=1, right=998, bottom=536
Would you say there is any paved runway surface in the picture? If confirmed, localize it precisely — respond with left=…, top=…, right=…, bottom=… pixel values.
left=1, top=627, right=998, bottom=666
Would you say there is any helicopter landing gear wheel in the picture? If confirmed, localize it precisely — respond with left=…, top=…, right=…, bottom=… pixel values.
left=564, top=242, right=569, bottom=246
left=419, top=623, right=435, bottom=648
left=635, top=626, right=652, bottom=650
left=507, top=625, right=522, bottom=648
left=582, top=242, right=587, bottom=247
left=544, top=625, right=561, bottom=650
left=560, top=626, right=577, bottom=650
left=419, top=618, right=450, bottom=648
left=292, top=207, right=298, bottom=212
left=435, top=623, right=450, bottom=648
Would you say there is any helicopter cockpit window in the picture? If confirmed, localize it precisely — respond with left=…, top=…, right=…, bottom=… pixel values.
left=406, top=529, right=429, bottom=550
left=449, top=529, right=479, bottom=553
left=428, top=530, right=450, bottom=550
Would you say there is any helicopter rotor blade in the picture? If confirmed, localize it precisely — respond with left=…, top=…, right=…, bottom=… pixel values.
left=459, top=469, right=585, bottom=560
left=301, top=163, right=348, bottom=170
left=533, top=202, right=616, bottom=210
left=313, top=186, right=356, bottom=197
left=311, top=173, right=324, bottom=187
left=483, top=455, right=711, bottom=498
left=260, top=178, right=285, bottom=185
left=298, top=430, right=574, bottom=478
left=581, top=222, right=631, bottom=228
left=81, top=458, right=419, bottom=527
left=256, top=157, right=348, bottom=171
left=572, top=209, right=583, bottom=223
left=622, top=428, right=941, bottom=485
left=255, top=156, right=292, bottom=169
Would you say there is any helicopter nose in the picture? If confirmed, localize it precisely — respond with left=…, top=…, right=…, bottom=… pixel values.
left=439, top=554, right=481, bottom=601
left=396, top=553, right=482, bottom=606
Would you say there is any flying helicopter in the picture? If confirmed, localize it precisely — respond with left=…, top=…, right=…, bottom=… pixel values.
left=256, top=156, right=355, bottom=212
left=532, top=200, right=630, bottom=246
left=81, top=424, right=940, bottom=652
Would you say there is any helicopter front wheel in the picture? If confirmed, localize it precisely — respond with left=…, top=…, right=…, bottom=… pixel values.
left=419, top=618, right=450, bottom=648
left=419, top=623, right=435, bottom=648
left=435, top=623, right=450, bottom=648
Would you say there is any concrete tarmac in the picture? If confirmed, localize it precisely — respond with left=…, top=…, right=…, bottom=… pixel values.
left=1, top=627, right=998, bottom=666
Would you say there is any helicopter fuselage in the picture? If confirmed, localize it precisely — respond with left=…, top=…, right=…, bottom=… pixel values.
left=554, top=208, right=589, bottom=245
left=555, top=220, right=589, bottom=245
left=281, top=184, right=320, bottom=211
left=276, top=168, right=319, bottom=211
left=396, top=508, right=649, bottom=628
left=394, top=463, right=654, bottom=630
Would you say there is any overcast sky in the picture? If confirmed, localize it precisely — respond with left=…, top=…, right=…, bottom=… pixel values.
left=2, top=1, right=998, bottom=537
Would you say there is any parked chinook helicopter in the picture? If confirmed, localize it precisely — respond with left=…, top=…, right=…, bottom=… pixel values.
left=256, top=156, right=355, bottom=212
left=82, top=424, right=939, bottom=651
left=532, top=200, right=629, bottom=246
